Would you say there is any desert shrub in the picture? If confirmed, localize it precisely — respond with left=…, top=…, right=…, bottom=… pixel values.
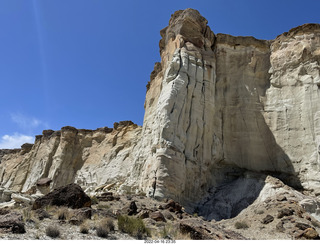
left=95, top=221, right=109, bottom=238
left=255, top=210, right=264, bottom=215
left=80, top=224, right=89, bottom=234
left=46, top=225, right=60, bottom=238
left=117, top=215, right=150, bottom=239
left=234, top=221, right=249, bottom=229
left=22, top=208, right=32, bottom=222
left=106, top=218, right=115, bottom=232
left=57, top=207, right=69, bottom=220
left=91, top=196, right=99, bottom=205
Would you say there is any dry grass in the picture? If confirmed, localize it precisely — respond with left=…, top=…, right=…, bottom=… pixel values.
left=57, top=207, right=70, bottom=220
left=95, top=218, right=114, bottom=238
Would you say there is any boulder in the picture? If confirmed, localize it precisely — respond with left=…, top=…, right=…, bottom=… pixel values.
left=11, top=193, right=34, bottom=205
left=149, top=211, right=166, bottom=222
left=0, top=211, right=25, bottom=234
left=127, top=201, right=138, bottom=216
left=262, top=215, right=274, bottom=224
left=165, top=199, right=182, bottom=213
left=302, top=228, right=320, bottom=239
left=35, top=208, right=51, bottom=220
left=137, top=210, right=149, bottom=219
left=32, top=183, right=91, bottom=210
left=36, top=177, right=52, bottom=186
left=72, top=207, right=92, bottom=220
left=277, top=208, right=294, bottom=219
left=295, top=222, right=312, bottom=231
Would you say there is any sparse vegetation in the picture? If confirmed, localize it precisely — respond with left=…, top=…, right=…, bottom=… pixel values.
left=91, top=196, right=99, bottom=205
left=57, top=207, right=69, bottom=220
left=22, top=208, right=32, bottom=222
left=117, top=215, right=150, bottom=239
left=255, top=209, right=264, bottom=215
left=80, top=222, right=89, bottom=234
left=97, top=203, right=110, bottom=209
left=234, top=221, right=249, bottom=229
left=46, top=225, right=60, bottom=238
left=95, top=218, right=113, bottom=238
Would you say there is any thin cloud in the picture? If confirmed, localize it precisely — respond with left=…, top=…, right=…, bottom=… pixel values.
left=0, top=133, right=34, bottom=149
left=10, top=113, right=49, bottom=132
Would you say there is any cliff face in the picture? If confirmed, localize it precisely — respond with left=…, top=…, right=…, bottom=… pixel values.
left=1, top=9, right=320, bottom=211
left=0, top=122, right=141, bottom=194
left=129, top=9, right=320, bottom=204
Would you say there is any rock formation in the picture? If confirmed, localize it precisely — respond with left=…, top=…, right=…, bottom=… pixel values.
left=1, top=8, right=320, bottom=222
left=128, top=9, right=320, bottom=207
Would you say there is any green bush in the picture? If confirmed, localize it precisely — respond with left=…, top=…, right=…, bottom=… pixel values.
left=117, top=215, right=150, bottom=239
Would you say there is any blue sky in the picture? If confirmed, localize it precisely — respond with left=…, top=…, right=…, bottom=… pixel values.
left=0, top=0, right=319, bottom=149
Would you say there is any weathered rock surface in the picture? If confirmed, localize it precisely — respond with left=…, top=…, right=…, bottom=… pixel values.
left=0, top=122, right=141, bottom=195
left=32, top=183, right=91, bottom=209
left=0, top=211, right=25, bottom=234
left=0, top=9, right=320, bottom=233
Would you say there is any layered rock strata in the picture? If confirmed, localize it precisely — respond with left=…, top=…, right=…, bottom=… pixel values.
left=0, top=122, right=141, bottom=195
left=125, top=9, right=320, bottom=205
left=1, top=9, right=320, bottom=217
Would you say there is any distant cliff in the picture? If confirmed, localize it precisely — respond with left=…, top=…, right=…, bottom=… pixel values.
left=1, top=9, right=320, bottom=210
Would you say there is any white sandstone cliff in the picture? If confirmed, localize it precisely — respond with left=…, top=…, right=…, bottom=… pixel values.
left=1, top=9, right=320, bottom=215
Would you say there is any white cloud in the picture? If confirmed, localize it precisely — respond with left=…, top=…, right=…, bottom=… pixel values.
left=0, top=133, right=34, bottom=149
left=10, top=113, right=49, bottom=132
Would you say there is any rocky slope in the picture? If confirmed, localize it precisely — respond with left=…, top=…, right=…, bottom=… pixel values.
left=1, top=9, right=320, bottom=238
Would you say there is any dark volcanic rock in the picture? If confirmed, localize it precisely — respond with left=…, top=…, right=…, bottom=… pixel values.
left=150, top=211, right=166, bottom=222
left=35, top=208, right=51, bottom=220
left=262, top=215, right=274, bottom=224
left=32, top=183, right=91, bottom=210
left=165, top=199, right=183, bottom=213
left=0, top=211, right=25, bottom=234
left=128, top=201, right=138, bottom=216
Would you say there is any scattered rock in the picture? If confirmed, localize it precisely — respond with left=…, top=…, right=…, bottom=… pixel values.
left=276, top=195, right=287, bottom=202
left=69, top=216, right=82, bottom=225
left=276, top=221, right=285, bottom=232
left=73, top=207, right=92, bottom=220
left=262, top=215, right=274, bottom=224
left=35, top=208, right=51, bottom=220
left=36, top=178, right=52, bottom=187
left=0, top=211, right=25, bottom=234
left=32, top=183, right=91, bottom=210
left=295, top=222, right=312, bottom=231
left=137, top=210, right=149, bottom=219
left=277, top=208, right=294, bottom=219
left=149, top=211, right=166, bottom=222
left=11, top=193, right=34, bottom=205
left=162, top=210, right=174, bottom=220
left=302, top=228, right=320, bottom=239
left=165, top=199, right=182, bottom=213
left=180, top=219, right=245, bottom=240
